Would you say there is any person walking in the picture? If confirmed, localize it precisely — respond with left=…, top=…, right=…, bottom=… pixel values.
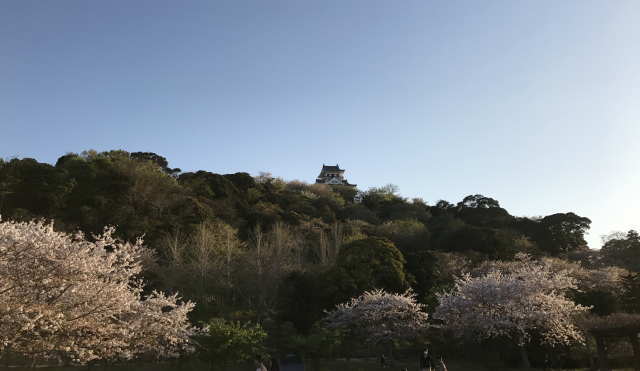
left=420, top=348, right=433, bottom=371
left=268, top=356, right=280, bottom=371
left=380, top=353, right=387, bottom=368
left=437, top=357, right=448, bottom=371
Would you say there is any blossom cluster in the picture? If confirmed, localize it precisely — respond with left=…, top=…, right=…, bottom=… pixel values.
left=324, top=289, right=429, bottom=344
left=434, top=254, right=589, bottom=347
left=0, top=219, right=195, bottom=365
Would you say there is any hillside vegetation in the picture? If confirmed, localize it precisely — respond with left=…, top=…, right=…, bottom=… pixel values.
left=1, top=150, right=639, bottom=368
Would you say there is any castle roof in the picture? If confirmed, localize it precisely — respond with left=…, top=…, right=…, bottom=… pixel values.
left=316, top=163, right=356, bottom=187
left=321, top=164, right=344, bottom=172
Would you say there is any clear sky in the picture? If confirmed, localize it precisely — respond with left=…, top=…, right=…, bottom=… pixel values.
left=2, top=0, right=639, bottom=249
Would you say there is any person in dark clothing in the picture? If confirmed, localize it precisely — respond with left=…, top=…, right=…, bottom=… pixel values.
left=269, top=356, right=280, bottom=371
left=380, top=354, right=387, bottom=368
left=420, top=348, right=433, bottom=371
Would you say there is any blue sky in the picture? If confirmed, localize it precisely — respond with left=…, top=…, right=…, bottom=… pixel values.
left=2, top=0, right=639, bottom=248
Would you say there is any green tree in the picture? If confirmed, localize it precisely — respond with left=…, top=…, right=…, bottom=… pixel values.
left=622, top=273, right=640, bottom=313
left=130, top=151, right=181, bottom=175
left=439, top=225, right=522, bottom=259
left=197, top=318, right=267, bottom=370
left=329, top=237, right=411, bottom=303
left=375, top=219, right=429, bottom=251
left=54, top=151, right=187, bottom=243
left=601, top=230, right=640, bottom=272
left=457, top=194, right=501, bottom=209
left=277, top=271, right=329, bottom=334
left=514, top=213, right=591, bottom=255
left=0, top=158, right=70, bottom=220
left=539, top=213, right=591, bottom=254
left=455, top=194, right=511, bottom=228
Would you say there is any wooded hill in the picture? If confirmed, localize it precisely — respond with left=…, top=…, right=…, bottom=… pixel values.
left=1, top=150, right=637, bottom=337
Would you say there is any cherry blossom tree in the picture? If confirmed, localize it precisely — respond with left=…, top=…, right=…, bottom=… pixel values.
left=323, top=289, right=429, bottom=347
left=0, top=219, right=196, bottom=366
left=434, top=254, right=589, bottom=368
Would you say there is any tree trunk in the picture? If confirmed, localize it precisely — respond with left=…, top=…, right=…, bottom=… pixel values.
left=629, top=334, right=640, bottom=371
left=595, top=336, right=610, bottom=371
left=519, top=346, right=531, bottom=369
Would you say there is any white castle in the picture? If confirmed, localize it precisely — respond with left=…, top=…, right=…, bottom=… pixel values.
left=315, top=164, right=356, bottom=187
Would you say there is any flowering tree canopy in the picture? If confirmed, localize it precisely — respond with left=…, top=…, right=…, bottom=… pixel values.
left=434, top=254, right=589, bottom=347
left=323, top=289, right=429, bottom=345
left=0, top=219, right=195, bottom=365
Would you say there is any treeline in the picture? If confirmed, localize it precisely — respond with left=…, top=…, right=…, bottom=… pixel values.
left=1, top=150, right=639, bottom=357
left=0, top=150, right=594, bottom=257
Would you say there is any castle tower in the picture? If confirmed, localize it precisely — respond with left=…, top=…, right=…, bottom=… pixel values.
left=316, top=164, right=356, bottom=187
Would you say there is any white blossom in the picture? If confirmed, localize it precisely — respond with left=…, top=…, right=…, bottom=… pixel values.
left=434, top=254, right=589, bottom=347
left=323, top=289, right=429, bottom=345
left=0, top=219, right=195, bottom=365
